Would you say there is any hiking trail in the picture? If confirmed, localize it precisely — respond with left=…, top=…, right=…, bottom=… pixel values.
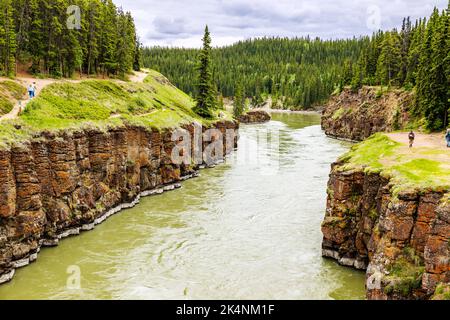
left=0, top=70, right=149, bottom=122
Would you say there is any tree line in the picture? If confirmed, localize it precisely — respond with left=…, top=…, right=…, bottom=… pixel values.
left=142, top=37, right=364, bottom=110
left=143, top=3, right=449, bottom=130
left=0, top=0, right=141, bottom=78
left=349, top=3, right=450, bottom=131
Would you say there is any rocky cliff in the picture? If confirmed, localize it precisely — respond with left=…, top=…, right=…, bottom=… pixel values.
left=322, top=161, right=450, bottom=300
left=0, top=120, right=238, bottom=284
left=238, top=110, right=271, bottom=124
left=321, top=87, right=414, bottom=141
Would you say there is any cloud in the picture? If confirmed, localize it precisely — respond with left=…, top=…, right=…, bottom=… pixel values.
left=113, top=0, right=448, bottom=47
left=146, top=17, right=199, bottom=41
left=153, top=17, right=187, bottom=35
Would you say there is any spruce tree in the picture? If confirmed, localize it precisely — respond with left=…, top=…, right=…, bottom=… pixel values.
left=376, top=31, right=402, bottom=86
left=416, top=8, right=448, bottom=130
left=0, top=0, right=139, bottom=78
left=0, top=0, right=16, bottom=77
left=133, top=39, right=142, bottom=71
left=193, top=26, right=216, bottom=118
left=233, top=81, right=245, bottom=118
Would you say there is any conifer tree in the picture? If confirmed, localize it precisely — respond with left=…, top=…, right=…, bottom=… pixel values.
left=233, top=81, right=245, bottom=118
left=0, top=0, right=16, bottom=77
left=0, top=0, right=140, bottom=78
left=193, top=26, right=216, bottom=118
left=376, top=31, right=402, bottom=85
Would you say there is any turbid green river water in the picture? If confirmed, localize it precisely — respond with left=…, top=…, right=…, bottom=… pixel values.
left=0, top=113, right=365, bottom=300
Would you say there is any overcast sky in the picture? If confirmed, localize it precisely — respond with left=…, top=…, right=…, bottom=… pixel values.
left=113, top=0, right=448, bottom=48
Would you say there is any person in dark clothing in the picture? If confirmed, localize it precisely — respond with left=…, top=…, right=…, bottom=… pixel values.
left=446, top=129, right=450, bottom=148
left=408, top=131, right=415, bottom=148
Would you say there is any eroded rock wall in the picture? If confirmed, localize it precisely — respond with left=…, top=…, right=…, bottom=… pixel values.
left=321, top=87, right=414, bottom=141
left=0, top=121, right=239, bottom=284
left=322, top=162, right=450, bottom=300
left=238, top=110, right=271, bottom=124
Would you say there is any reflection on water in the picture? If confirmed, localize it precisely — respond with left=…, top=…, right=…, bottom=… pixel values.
left=0, top=112, right=365, bottom=300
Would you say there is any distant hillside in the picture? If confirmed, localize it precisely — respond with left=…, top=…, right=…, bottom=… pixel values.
left=143, top=5, right=449, bottom=129
left=143, top=37, right=364, bottom=110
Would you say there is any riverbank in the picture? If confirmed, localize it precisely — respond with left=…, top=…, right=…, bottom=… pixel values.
left=0, top=120, right=239, bottom=285
left=0, top=113, right=366, bottom=300
left=0, top=69, right=239, bottom=285
left=238, top=110, right=271, bottom=124
left=322, top=132, right=450, bottom=300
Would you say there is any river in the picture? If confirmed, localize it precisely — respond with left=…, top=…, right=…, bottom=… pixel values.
left=0, top=113, right=365, bottom=300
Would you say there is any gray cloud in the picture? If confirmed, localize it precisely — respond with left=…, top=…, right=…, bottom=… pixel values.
left=113, top=0, right=448, bottom=47
left=153, top=17, right=187, bottom=35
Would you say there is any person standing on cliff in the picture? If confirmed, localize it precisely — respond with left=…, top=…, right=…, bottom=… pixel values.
left=408, top=131, right=415, bottom=148
left=446, top=129, right=450, bottom=148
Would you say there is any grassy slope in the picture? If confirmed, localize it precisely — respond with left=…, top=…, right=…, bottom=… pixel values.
left=0, top=81, right=27, bottom=115
left=339, top=134, right=450, bottom=194
left=0, top=70, right=231, bottom=148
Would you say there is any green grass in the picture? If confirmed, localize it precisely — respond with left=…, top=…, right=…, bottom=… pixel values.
left=0, top=70, right=232, bottom=148
left=340, top=134, right=401, bottom=171
left=392, top=159, right=448, bottom=187
left=0, top=81, right=27, bottom=100
left=0, top=80, right=26, bottom=115
left=0, top=96, right=14, bottom=115
left=338, top=133, right=450, bottom=192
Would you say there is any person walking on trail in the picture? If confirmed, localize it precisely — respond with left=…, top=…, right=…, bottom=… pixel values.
left=32, top=82, right=37, bottom=98
left=446, top=129, right=450, bottom=148
left=408, top=131, right=415, bottom=148
left=28, top=84, right=34, bottom=99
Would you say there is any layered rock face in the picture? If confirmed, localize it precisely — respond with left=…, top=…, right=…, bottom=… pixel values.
left=321, top=87, right=414, bottom=141
left=238, top=110, right=271, bottom=124
left=0, top=121, right=238, bottom=284
left=322, top=162, right=450, bottom=300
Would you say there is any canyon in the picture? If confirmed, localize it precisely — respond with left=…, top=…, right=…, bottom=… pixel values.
left=321, top=88, right=450, bottom=300
left=0, top=120, right=239, bottom=284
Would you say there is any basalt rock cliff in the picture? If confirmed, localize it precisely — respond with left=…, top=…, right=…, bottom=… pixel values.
left=322, top=162, right=450, bottom=300
left=0, top=120, right=238, bottom=284
left=321, top=87, right=414, bottom=141
left=238, top=110, right=271, bottom=124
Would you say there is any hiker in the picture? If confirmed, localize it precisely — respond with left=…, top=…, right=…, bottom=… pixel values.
left=28, top=84, right=34, bottom=99
left=408, top=131, right=415, bottom=148
left=32, top=82, right=37, bottom=98
left=446, top=129, right=450, bottom=148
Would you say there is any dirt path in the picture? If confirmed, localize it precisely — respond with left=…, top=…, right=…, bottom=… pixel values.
left=0, top=77, right=63, bottom=121
left=387, top=132, right=449, bottom=150
left=0, top=70, right=149, bottom=122
left=128, top=70, right=149, bottom=83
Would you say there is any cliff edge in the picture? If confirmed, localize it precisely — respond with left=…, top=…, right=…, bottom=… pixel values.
left=322, top=133, right=450, bottom=300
